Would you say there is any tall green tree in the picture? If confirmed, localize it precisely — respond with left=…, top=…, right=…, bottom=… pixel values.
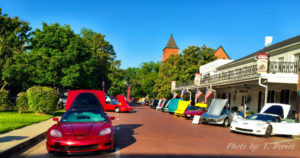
left=108, top=60, right=127, bottom=96
left=0, top=8, right=31, bottom=90
left=28, top=23, right=95, bottom=89
left=81, top=28, right=116, bottom=90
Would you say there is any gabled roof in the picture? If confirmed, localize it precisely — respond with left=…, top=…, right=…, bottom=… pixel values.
left=218, top=34, right=300, bottom=69
left=164, top=34, right=179, bottom=50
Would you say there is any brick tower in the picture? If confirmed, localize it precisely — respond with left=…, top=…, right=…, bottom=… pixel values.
left=163, top=34, right=179, bottom=61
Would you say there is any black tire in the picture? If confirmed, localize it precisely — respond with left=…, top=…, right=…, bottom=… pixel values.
left=264, top=125, right=272, bottom=138
left=223, top=118, right=229, bottom=127
left=108, top=139, right=116, bottom=152
left=115, top=107, right=120, bottom=113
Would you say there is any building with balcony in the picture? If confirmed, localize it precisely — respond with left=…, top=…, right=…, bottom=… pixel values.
left=174, top=35, right=300, bottom=118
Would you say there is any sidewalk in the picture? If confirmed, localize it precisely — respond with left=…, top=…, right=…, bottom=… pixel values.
left=0, top=117, right=57, bottom=157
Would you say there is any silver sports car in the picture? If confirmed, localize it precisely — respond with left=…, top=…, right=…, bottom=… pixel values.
left=201, top=99, right=233, bottom=127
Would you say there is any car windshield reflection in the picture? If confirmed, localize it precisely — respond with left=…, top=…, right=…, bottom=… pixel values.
left=247, top=114, right=276, bottom=122
left=61, top=110, right=106, bottom=123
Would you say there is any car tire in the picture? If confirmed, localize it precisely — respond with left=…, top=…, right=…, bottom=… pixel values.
left=223, top=118, right=229, bottom=127
left=109, top=140, right=116, bottom=152
left=264, top=125, right=272, bottom=138
left=115, top=107, right=120, bottom=113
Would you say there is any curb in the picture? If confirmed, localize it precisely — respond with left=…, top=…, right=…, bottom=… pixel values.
left=0, top=131, right=46, bottom=157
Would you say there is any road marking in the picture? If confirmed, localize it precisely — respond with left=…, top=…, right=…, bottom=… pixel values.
left=115, top=147, right=120, bottom=158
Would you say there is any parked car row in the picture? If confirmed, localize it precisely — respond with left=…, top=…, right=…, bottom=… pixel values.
left=145, top=98, right=300, bottom=138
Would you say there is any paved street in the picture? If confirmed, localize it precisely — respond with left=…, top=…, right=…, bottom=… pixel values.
left=13, top=104, right=300, bottom=158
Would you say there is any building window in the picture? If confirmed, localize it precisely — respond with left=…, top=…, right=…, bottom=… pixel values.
left=294, top=53, right=300, bottom=65
left=221, top=93, right=226, bottom=99
left=280, top=89, right=290, bottom=104
left=267, top=90, right=275, bottom=103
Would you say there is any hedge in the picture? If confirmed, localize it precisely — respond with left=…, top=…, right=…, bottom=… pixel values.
left=0, top=90, right=10, bottom=111
left=16, top=92, right=28, bottom=113
left=27, top=86, right=58, bottom=114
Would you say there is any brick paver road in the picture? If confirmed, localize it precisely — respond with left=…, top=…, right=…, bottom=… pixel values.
left=14, top=104, right=300, bottom=158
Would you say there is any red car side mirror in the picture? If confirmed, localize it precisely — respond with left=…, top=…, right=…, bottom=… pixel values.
left=52, top=117, right=59, bottom=124
left=109, top=116, right=115, bottom=121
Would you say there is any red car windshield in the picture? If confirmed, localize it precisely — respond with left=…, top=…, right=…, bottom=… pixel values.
left=61, top=110, right=106, bottom=123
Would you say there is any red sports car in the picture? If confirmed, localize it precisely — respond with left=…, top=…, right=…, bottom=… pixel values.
left=184, top=106, right=207, bottom=119
left=46, top=90, right=116, bottom=154
left=106, top=95, right=132, bottom=113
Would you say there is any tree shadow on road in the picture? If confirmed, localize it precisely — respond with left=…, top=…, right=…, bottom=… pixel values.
left=0, top=136, right=28, bottom=143
left=115, top=124, right=143, bottom=150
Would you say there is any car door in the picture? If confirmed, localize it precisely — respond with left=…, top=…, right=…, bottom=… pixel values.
left=272, top=117, right=300, bottom=135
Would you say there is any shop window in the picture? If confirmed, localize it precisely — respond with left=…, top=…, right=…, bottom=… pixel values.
left=275, top=91, right=281, bottom=103
left=221, top=93, right=226, bottom=99
left=280, top=89, right=290, bottom=104
left=267, top=90, right=275, bottom=103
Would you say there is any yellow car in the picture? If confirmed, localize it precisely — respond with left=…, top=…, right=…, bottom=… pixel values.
left=174, top=100, right=191, bottom=116
left=195, top=103, right=207, bottom=110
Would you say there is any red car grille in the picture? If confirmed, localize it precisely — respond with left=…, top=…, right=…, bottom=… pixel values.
left=51, top=144, right=98, bottom=151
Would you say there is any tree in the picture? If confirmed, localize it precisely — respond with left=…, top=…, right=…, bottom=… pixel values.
left=28, top=23, right=94, bottom=89
left=81, top=28, right=116, bottom=90
left=154, top=45, right=216, bottom=98
left=108, top=60, right=127, bottom=96
left=125, top=61, right=160, bottom=98
left=0, top=8, right=31, bottom=90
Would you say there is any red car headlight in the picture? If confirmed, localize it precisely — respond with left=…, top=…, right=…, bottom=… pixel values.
left=99, top=128, right=112, bottom=136
left=50, top=129, right=62, bottom=138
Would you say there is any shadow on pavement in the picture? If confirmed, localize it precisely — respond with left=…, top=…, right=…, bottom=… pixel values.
left=115, top=124, right=142, bottom=150
left=0, top=136, right=28, bottom=143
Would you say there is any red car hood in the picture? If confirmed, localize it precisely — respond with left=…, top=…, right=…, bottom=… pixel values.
left=60, top=122, right=106, bottom=135
left=184, top=110, right=207, bottom=115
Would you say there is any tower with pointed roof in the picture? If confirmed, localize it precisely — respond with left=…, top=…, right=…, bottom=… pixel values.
left=214, top=46, right=230, bottom=59
left=163, top=34, right=179, bottom=61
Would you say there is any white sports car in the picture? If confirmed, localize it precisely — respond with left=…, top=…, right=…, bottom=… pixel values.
left=230, top=103, right=300, bottom=137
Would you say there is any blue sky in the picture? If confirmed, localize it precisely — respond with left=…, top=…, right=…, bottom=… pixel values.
left=1, top=0, right=300, bottom=68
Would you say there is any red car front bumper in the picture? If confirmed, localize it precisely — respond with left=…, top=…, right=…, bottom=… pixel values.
left=47, top=134, right=114, bottom=153
left=120, top=106, right=132, bottom=112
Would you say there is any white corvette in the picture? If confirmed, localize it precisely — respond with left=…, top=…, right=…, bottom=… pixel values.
left=230, top=103, right=300, bottom=137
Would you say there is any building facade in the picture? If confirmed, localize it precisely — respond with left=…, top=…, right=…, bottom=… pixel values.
left=174, top=35, right=300, bottom=119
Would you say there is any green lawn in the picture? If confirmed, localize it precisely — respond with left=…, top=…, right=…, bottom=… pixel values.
left=0, top=110, right=65, bottom=134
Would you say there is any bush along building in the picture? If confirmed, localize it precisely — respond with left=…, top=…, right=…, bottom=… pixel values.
left=174, top=35, right=300, bottom=120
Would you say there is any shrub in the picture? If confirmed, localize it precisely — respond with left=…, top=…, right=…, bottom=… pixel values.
left=27, top=86, right=58, bottom=114
left=16, top=92, right=29, bottom=113
left=0, top=90, right=10, bottom=111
